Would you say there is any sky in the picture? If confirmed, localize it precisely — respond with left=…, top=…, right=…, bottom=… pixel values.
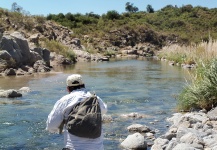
left=0, top=0, right=216, bottom=16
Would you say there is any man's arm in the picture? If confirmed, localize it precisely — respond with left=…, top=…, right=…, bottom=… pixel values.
left=46, top=99, right=66, bottom=133
left=97, top=97, right=107, bottom=114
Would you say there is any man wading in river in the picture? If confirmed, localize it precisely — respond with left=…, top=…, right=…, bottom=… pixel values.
left=46, top=74, right=107, bottom=150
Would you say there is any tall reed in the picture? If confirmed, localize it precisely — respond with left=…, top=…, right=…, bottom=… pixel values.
left=158, top=39, right=217, bottom=111
left=158, top=38, right=217, bottom=65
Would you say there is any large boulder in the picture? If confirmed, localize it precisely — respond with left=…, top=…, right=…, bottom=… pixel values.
left=1, top=33, right=23, bottom=66
left=10, top=32, right=31, bottom=65
left=1, top=32, right=31, bottom=66
left=121, top=132, right=147, bottom=150
left=0, top=31, right=52, bottom=73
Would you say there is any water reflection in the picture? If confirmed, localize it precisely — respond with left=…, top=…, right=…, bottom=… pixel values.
left=0, top=58, right=191, bottom=150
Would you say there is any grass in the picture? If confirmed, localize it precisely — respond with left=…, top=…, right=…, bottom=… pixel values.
left=157, top=38, right=217, bottom=65
left=178, top=58, right=217, bottom=111
left=157, top=38, right=217, bottom=111
left=41, top=39, right=76, bottom=62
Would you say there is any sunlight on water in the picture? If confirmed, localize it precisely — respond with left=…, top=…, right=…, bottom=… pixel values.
left=0, top=58, right=190, bottom=150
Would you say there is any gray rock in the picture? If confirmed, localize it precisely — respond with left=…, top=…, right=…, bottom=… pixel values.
left=121, top=132, right=147, bottom=150
left=30, top=47, right=43, bottom=56
left=151, top=138, right=169, bottom=150
left=180, top=132, right=204, bottom=149
left=127, top=124, right=151, bottom=133
left=16, top=68, right=26, bottom=76
left=42, top=48, right=50, bottom=66
left=153, top=107, right=217, bottom=150
left=203, top=134, right=217, bottom=148
left=19, top=87, right=31, bottom=93
left=10, top=32, right=31, bottom=65
left=33, top=60, right=50, bottom=72
left=71, top=38, right=81, bottom=47
left=207, top=107, right=217, bottom=120
left=0, top=89, right=22, bottom=98
left=173, top=143, right=201, bottom=150
left=164, top=132, right=176, bottom=140
left=0, top=50, right=12, bottom=60
left=167, top=113, right=183, bottom=126
left=4, top=68, right=16, bottom=76
left=29, top=33, right=39, bottom=44
left=165, top=138, right=178, bottom=150
left=120, top=112, right=146, bottom=119
left=0, top=50, right=16, bottom=68
left=1, top=35, right=23, bottom=65
left=30, top=51, right=43, bottom=65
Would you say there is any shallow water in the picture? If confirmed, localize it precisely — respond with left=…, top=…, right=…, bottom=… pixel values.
left=0, top=58, right=190, bottom=150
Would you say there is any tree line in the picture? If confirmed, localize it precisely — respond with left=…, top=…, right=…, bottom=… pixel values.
left=8, top=2, right=217, bottom=44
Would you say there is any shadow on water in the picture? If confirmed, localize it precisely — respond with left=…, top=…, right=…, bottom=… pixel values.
left=0, top=58, right=191, bottom=150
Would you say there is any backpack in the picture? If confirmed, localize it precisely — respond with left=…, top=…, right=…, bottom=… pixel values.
left=66, top=94, right=102, bottom=138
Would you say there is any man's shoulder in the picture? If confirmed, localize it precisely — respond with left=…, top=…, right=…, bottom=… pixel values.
left=58, top=93, right=74, bottom=103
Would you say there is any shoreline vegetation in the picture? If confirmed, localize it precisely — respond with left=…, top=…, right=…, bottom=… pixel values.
left=157, top=39, right=217, bottom=111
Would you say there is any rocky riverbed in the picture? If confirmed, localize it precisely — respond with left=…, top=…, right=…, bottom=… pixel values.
left=118, top=108, right=217, bottom=150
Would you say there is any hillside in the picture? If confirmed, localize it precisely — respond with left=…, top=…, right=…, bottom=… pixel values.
left=0, top=4, right=217, bottom=59
left=47, top=4, right=217, bottom=48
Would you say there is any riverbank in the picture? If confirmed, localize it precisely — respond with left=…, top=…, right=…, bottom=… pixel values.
left=151, top=107, right=217, bottom=150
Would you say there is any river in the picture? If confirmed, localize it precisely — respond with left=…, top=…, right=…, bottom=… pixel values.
left=0, top=58, right=190, bottom=150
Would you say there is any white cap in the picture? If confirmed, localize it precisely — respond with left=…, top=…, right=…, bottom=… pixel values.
left=66, top=74, right=84, bottom=86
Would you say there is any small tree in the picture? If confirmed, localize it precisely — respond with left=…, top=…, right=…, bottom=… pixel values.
left=125, top=2, right=139, bottom=13
left=146, top=4, right=154, bottom=13
left=105, top=10, right=120, bottom=20
left=11, top=2, right=23, bottom=13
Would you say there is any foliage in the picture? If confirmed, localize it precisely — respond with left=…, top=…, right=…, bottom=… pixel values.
left=178, top=59, right=217, bottom=111
left=125, top=2, right=139, bottom=13
left=103, top=10, right=121, bottom=20
left=158, top=39, right=217, bottom=64
left=42, top=39, right=76, bottom=61
left=146, top=4, right=154, bottom=13
left=11, top=2, right=22, bottom=13
left=44, top=4, right=217, bottom=45
left=11, top=2, right=30, bottom=16
left=104, top=49, right=116, bottom=57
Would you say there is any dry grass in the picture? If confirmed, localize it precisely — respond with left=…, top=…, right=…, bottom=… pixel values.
left=158, top=38, right=217, bottom=65
left=158, top=38, right=217, bottom=111
left=41, top=39, right=76, bottom=61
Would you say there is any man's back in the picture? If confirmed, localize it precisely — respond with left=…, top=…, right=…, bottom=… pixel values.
left=46, top=89, right=107, bottom=150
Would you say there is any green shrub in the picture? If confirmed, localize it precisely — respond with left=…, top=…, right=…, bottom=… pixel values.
left=178, top=59, right=217, bottom=111
left=42, top=39, right=76, bottom=61
left=104, top=49, right=116, bottom=57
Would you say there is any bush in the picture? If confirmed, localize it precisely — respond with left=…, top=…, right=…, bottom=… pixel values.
left=178, top=59, right=217, bottom=111
left=42, top=39, right=76, bottom=61
left=34, top=15, right=46, bottom=24
left=104, top=10, right=120, bottom=20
